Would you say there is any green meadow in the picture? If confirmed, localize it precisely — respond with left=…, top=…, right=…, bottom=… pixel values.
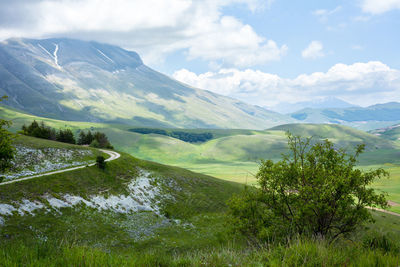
left=2, top=104, right=400, bottom=204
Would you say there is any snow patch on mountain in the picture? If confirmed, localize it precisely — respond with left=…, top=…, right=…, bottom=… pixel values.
left=53, top=43, right=61, bottom=68
left=96, top=49, right=115, bottom=63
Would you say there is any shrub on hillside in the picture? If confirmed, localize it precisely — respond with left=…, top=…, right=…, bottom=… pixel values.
left=228, top=132, right=388, bottom=242
left=0, top=96, right=15, bottom=173
left=96, top=155, right=106, bottom=170
left=78, top=130, right=113, bottom=149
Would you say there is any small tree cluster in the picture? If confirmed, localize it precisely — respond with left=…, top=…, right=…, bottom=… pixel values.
left=77, top=130, right=113, bottom=149
left=77, top=130, right=94, bottom=145
left=228, top=133, right=388, bottom=242
left=21, top=121, right=75, bottom=144
left=21, top=121, right=56, bottom=140
left=56, top=129, right=76, bottom=144
left=129, top=128, right=213, bottom=143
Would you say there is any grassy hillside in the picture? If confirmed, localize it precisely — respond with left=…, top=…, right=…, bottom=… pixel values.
left=270, top=123, right=396, bottom=149
left=3, top=105, right=400, bottom=181
left=0, top=137, right=247, bottom=263
left=0, top=138, right=399, bottom=265
left=1, top=134, right=106, bottom=181
left=370, top=124, right=400, bottom=141
left=2, top=106, right=400, bottom=212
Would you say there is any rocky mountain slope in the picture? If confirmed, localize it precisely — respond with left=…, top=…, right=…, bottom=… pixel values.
left=0, top=38, right=293, bottom=129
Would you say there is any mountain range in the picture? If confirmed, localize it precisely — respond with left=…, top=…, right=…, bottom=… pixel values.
left=290, top=102, right=400, bottom=130
left=1, top=37, right=400, bottom=131
left=271, top=97, right=357, bottom=114
left=0, top=38, right=292, bottom=129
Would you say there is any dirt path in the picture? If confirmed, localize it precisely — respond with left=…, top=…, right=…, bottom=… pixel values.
left=0, top=149, right=120, bottom=186
left=368, top=207, right=400, bottom=217
left=367, top=200, right=400, bottom=217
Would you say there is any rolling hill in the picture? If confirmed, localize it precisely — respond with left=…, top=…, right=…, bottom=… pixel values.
left=3, top=105, right=399, bottom=183
left=0, top=37, right=293, bottom=129
left=370, top=123, right=400, bottom=141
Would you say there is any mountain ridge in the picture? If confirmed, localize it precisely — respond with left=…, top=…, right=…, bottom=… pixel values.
left=0, top=37, right=293, bottom=129
left=289, top=102, right=400, bottom=130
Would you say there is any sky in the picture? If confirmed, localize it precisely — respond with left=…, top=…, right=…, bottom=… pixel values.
left=0, top=0, right=399, bottom=111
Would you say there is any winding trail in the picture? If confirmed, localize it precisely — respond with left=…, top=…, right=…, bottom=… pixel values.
left=0, top=149, right=120, bottom=186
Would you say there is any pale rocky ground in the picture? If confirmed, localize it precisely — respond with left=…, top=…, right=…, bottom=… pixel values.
left=2, top=145, right=93, bottom=180
left=0, top=170, right=176, bottom=225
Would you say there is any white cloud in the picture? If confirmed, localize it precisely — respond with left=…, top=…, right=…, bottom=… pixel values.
left=301, top=41, right=325, bottom=59
left=0, top=0, right=286, bottom=67
left=351, top=45, right=364, bottom=50
left=312, top=6, right=342, bottom=22
left=173, top=61, right=400, bottom=109
left=361, top=0, right=400, bottom=14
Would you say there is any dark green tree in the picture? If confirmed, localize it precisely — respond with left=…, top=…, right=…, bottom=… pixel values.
left=96, top=155, right=106, bottom=170
left=89, top=139, right=100, bottom=148
left=56, top=129, right=76, bottom=144
left=228, top=133, right=388, bottom=242
left=77, top=131, right=86, bottom=145
left=86, top=130, right=94, bottom=145
left=27, top=120, right=39, bottom=136
left=93, top=131, right=112, bottom=149
left=0, top=96, right=15, bottom=177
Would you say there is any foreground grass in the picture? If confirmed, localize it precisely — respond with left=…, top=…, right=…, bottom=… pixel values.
left=1, top=234, right=399, bottom=266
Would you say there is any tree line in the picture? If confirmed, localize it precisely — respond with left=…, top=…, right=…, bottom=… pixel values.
left=21, top=121, right=75, bottom=144
left=21, top=121, right=112, bottom=148
left=129, top=128, right=213, bottom=143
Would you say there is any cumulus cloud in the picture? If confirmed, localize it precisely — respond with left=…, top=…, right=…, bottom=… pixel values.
left=0, top=0, right=286, bottom=67
left=360, top=0, right=400, bottom=14
left=173, top=61, right=400, bottom=109
left=301, top=41, right=325, bottom=59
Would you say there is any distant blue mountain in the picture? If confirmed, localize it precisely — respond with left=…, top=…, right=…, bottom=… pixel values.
left=272, top=97, right=357, bottom=114
left=289, top=102, right=400, bottom=130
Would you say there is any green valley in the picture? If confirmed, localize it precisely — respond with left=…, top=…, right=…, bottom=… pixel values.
left=2, top=105, right=400, bottom=212
left=0, top=32, right=399, bottom=266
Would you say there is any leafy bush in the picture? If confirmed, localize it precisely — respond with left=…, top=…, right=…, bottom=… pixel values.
left=228, top=133, right=388, bottom=242
left=96, top=156, right=106, bottom=170
left=78, top=130, right=113, bottom=149
left=90, top=139, right=100, bottom=148
left=0, top=96, right=15, bottom=172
